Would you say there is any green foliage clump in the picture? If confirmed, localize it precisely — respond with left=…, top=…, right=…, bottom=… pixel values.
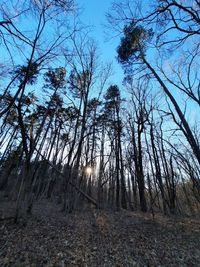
left=117, top=24, right=153, bottom=63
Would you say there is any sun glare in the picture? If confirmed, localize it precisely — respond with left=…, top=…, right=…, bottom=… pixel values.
left=85, top=166, right=92, bottom=176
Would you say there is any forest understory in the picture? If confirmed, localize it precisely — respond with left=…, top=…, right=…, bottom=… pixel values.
left=1, top=199, right=200, bottom=267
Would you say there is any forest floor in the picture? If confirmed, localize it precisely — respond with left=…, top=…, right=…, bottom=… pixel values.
left=0, top=200, right=200, bottom=267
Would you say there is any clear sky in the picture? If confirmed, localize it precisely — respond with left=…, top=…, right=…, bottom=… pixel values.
left=76, top=0, right=124, bottom=86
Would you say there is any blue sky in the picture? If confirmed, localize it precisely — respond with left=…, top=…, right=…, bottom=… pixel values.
left=77, top=0, right=124, bottom=86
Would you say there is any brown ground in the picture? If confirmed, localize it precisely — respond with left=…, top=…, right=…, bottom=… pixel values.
left=0, top=200, right=200, bottom=267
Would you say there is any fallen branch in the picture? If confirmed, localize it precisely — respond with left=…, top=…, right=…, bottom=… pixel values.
left=0, top=216, right=14, bottom=221
left=34, top=147, right=98, bottom=208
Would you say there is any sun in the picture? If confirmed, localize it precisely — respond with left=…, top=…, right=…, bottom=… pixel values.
left=85, top=166, right=92, bottom=176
